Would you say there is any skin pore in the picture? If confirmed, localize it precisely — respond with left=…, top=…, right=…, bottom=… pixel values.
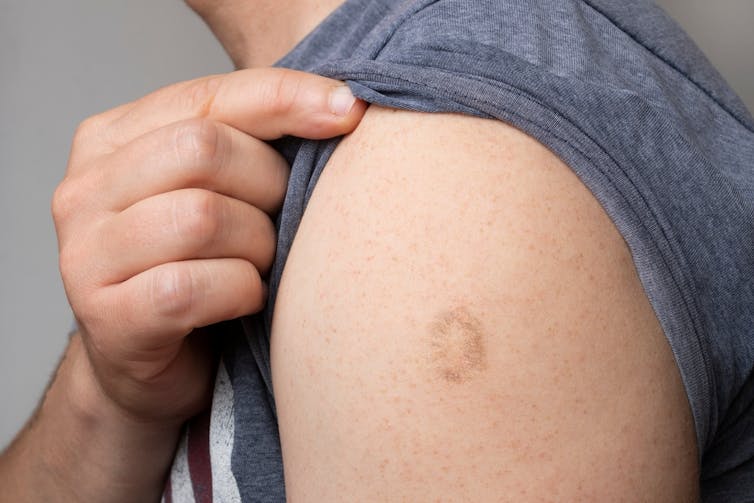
left=185, top=0, right=348, bottom=68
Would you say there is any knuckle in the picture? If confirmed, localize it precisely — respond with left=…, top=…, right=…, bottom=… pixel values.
left=173, top=190, right=222, bottom=247
left=71, top=112, right=119, bottom=162
left=173, top=119, right=224, bottom=174
left=73, top=114, right=107, bottom=146
left=73, top=116, right=97, bottom=141
left=151, top=265, right=195, bottom=320
left=266, top=70, right=301, bottom=116
left=51, top=179, right=79, bottom=223
left=184, top=76, right=223, bottom=117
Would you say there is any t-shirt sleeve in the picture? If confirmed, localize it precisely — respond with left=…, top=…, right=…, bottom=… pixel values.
left=307, top=0, right=754, bottom=497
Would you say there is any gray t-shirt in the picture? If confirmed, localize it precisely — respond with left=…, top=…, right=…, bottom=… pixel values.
left=164, top=1, right=754, bottom=501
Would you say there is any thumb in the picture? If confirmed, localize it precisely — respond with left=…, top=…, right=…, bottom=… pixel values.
left=104, top=68, right=367, bottom=149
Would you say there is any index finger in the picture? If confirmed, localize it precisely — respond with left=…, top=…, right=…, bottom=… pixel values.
left=78, top=68, right=366, bottom=160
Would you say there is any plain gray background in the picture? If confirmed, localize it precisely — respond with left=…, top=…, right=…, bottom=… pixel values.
left=1, top=1, right=752, bottom=448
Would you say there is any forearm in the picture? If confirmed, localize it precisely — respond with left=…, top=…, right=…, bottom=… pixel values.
left=0, top=334, right=182, bottom=503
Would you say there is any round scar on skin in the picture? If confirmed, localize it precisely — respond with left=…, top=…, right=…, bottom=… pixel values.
left=427, top=306, right=487, bottom=384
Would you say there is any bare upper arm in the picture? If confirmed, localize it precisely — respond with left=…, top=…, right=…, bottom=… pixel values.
left=270, top=106, right=699, bottom=501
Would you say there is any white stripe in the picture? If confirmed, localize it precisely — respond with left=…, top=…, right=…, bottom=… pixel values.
left=210, top=361, right=242, bottom=503
left=169, top=430, right=197, bottom=503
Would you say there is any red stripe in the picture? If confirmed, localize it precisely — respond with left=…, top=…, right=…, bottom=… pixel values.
left=187, top=409, right=213, bottom=503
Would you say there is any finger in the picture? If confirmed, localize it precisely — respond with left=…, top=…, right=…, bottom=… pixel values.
left=93, top=258, right=265, bottom=354
left=77, top=68, right=366, bottom=161
left=88, top=188, right=276, bottom=285
left=68, top=118, right=290, bottom=214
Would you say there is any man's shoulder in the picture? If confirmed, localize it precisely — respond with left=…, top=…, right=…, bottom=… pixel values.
left=270, top=106, right=699, bottom=499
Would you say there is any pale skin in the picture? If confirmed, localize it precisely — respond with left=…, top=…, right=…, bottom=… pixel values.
left=0, top=0, right=700, bottom=501
left=273, top=108, right=699, bottom=501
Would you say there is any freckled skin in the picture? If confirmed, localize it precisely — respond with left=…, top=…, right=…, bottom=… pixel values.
left=272, top=109, right=700, bottom=501
left=428, top=307, right=487, bottom=383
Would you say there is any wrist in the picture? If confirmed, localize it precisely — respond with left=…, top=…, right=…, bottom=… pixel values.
left=65, top=332, right=184, bottom=433
left=64, top=334, right=182, bottom=497
left=24, top=334, right=183, bottom=502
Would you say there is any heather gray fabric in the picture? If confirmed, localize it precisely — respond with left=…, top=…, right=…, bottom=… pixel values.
left=201, top=0, right=754, bottom=500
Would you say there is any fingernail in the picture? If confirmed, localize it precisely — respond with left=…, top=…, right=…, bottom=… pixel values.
left=329, top=85, right=357, bottom=116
